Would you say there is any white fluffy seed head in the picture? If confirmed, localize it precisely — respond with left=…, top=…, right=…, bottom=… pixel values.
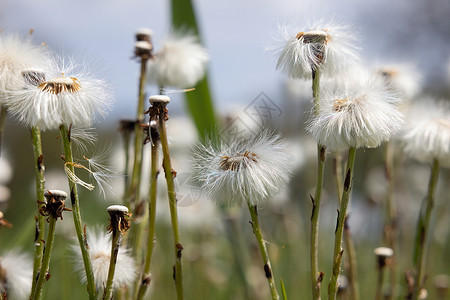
left=72, top=229, right=136, bottom=290
left=401, top=99, right=450, bottom=166
left=192, top=130, right=292, bottom=206
left=149, top=94, right=170, bottom=104
left=307, top=71, right=404, bottom=152
left=376, top=63, right=422, bottom=100
left=0, top=251, right=33, bottom=299
left=5, top=55, right=113, bottom=130
left=107, top=205, right=128, bottom=213
left=0, top=33, right=48, bottom=95
left=147, top=31, right=209, bottom=88
left=276, top=22, right=359, bottom=79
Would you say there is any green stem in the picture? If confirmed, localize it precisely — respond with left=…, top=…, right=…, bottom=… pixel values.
left=246, top=201, right=279, bottom=300
left=328, top=147, right=357, bottom=300
left=158, top=109, right=184, bottom=300
left=0, top=105, right=6, bottom=156
left=33, top=216, right=56, bottom=300
left=127, top=58, right=148, bottom=208
left=59, top=124, right=97, bottom=300
left=30, top=126, right=46, bottom=296
left=310, top=67, right=325, bottom=300
left=375, top=267, right=384, bottom=300
left=412, top=159, right=440, bottom=300
left=102, top=229, right=122, bottom=300
left=137, top=140, right=160, bottom=300
left=384, top=142, right=397, bottom=300
left=122, top=130, right=132, bottom=200
left=333, top=153, right=343, bottom=202
left=343, top=220, right=360, bottom=300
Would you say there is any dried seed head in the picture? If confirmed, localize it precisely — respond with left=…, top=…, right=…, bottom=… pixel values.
left=142, top=120, right=160, bottom=145
left=107, top=205, right=131, bottom=235
left=219, top=151, right=258, bottom=172
left=134, top=41, right=153, bottom=59
left=149, top=95, right=170, bottom=104
left=135, top=28, right=154, bottom=42
left=38, top=74, right=81, bottom=95
left=298, top=30, right=329, bottom=44
left=374, top=247, right=394, bottom=269
left=40, top=190, right=71, bottom=221
left=21, top=69, right=46, bottom=86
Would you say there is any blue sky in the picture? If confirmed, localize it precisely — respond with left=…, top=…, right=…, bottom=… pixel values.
left=2, top=0, right=449, bottom=124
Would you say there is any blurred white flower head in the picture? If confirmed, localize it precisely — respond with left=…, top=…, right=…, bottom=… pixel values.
left=307, top=71, right=403, bottom=151
left=0, top=251, right=33, bottom=299
left=376, top=63, right=422, bottom=100
left=147, top=32, right=209, bottom=88
left=0, top=32, right=48, bottom=94
left=5, top=55, right=112, bottom=130
left=401, top=99, right=450, bottom=165
left=72, top=229, right=136, bottom=290
left=276, top=22, right=359, bottom=79
left=192, top=130, right=292, bottom=206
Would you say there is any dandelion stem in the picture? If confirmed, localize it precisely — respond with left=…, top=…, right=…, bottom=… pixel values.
left=0, top=106, right=6, bottom=156
left=30, top=126, right=46, bottom=297
left=412, top=158, right=440, bottom=299
left=33, top=215, right=56, bottom=300
left=59, top=124, right=97, bottom=300
left=127, top=57, right=148, bottom=208
left=121, top=126, right=132, bottom=200
left=102, top=227, right=122, bottom=300
left=158, top=107, right=184, bottom=300
left=384, top=142, right=397, bottom=300
left=375, top=265, right=385, bottom=300
left=310, top=67, right=326, bottom=300
left=137, top=139, right=160, bottom=300
left=328, top=146, right=357, bottom=300
left=343, top=217, right=360, bottom=300
left=246, top=201, right=279, bottom=300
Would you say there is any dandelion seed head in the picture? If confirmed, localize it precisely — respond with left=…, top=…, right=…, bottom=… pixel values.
left=276, top=21, right=359, bottom=79
left=307, top=71, right=404, bottom=151
left=401, top=99, right=450, bottom=165
left=147, top=31, right=209, bottom=88
left=192, top=130, right=292, bottom=206
left=376, top=63, right=422, bottom=100
left=72, top=229, right=136, bottom=290
left=5, top=55, right=113, bottom=130
left=0, top=251, right=32, bottom=299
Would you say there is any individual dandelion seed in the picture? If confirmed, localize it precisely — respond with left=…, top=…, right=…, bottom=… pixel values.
left=5, top=55, right=112, bottom=130
left=0, top=32, right=48, bottom=95
left=192, top=130, right=292, bottom=206
left=0, top=251, right=33, bottom=299
left=72, top=229, right=137, bottom=290
left=275, top=22, right=359, bottom=79
left=401, top=99, right=450, bottom=165
left=147, top=31, right=210, bottom=88
left=307, top=71, right=404, bottom=152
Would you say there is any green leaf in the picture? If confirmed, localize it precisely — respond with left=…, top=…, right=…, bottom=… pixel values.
left=281, top=278, right=288, bottom=300
left=170, top=0, right=219, bottom=141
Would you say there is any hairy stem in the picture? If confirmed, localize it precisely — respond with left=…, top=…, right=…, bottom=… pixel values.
left=412, top=159, right=440, bottom=299
left=246, top=201, right=279, bottom=300
left=30, top=126, right=46, bottom=297
left=102, top=229, right=122, bottom=300
left=310, top=68, right=325, bottom=300
left=328, top=147, right=357, bottom=300
left=158, top=108, right=184, bottom=300
left=137, top=140, right=160, bottom=300
left=33, top=216, right=56, bottom=300
left=60, top=124, right=97, bottom=300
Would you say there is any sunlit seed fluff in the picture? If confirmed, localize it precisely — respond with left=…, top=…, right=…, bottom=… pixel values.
left=72, top=230, right=136, bottom=290
left=147, top=32, right=209, bottom=88
left=373, top=247, right=394, bottom=258
left=307, top=72, right=403, bottom=152
left=0, top=251, right=33, bottom=299
left=401, top=99, right=450, bottom=165
left=0, top=33, right=48, bottom=95
left=192, top=130, right=292, bottom=206
left=276, top=22, right=359, bottom=79
left=5, top=55, right=112, bottom=130
left=376, top=63, right=422, bottom=100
